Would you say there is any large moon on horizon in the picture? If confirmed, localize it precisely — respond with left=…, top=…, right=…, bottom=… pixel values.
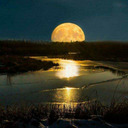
left=51, top=23, right=85, bottom=42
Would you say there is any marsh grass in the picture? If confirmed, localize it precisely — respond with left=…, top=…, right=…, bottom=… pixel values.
left=104, top=100, right=128, bottom=124
left=0, top=99, right=128, bottom=125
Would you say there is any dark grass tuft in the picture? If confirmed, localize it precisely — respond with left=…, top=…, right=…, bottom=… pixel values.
left=1, top=100, right=128, bottom=125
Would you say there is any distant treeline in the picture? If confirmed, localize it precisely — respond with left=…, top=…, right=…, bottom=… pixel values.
left=0, top=40, right=128, bottom=61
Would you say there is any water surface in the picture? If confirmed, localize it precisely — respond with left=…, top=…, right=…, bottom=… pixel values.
left=0, top=57, right=127, bottom=105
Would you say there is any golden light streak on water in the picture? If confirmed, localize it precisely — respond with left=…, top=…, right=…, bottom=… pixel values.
left=56, top=60, right=80, bottom=79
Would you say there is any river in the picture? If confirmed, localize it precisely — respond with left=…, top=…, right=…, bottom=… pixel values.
left=0, top=57, right=128, bottom=105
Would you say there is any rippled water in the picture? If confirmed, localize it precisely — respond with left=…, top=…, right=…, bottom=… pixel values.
left=0, top=57, right=127, bottom=105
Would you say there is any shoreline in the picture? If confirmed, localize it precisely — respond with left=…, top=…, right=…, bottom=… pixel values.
left=35, top=55, right=128, bottom=74
left=95, top=61, right=128, bottom=73
left=0, top=56, right=59, bottom=74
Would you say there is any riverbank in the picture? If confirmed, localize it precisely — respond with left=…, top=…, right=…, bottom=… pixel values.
left=0, top=56, right=59, bottom=74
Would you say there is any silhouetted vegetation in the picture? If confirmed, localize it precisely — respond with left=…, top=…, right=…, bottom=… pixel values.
left=0, top=40, right=128, bottom=61
left=1, top=100, right=128, bottom=127
left=0, top=56, right=59, bottom=74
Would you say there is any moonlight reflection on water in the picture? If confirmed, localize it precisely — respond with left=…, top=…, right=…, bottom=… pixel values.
left=65, top=87, right=72, bottom=102
left=54, top=87, right=79, bottom=104
left=56, top=60, right=80, bottom=79
left=0, top=57, right=127, bottom=105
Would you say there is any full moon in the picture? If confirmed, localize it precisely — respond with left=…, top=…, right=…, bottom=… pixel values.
left=51, top=23, right=85, bottom=42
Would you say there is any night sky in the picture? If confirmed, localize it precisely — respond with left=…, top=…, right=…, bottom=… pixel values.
left=0, top=0, right=128, bottom=41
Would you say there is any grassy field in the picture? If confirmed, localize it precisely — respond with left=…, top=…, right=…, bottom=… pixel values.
left=0, top=40, right=128, bottom=61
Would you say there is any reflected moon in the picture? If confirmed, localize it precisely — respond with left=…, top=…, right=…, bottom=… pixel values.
left=55, top=87, right=78, bottom=105
left=51, top=23, right=85, bottom=42
left=56, top=60, right=80, bottom=79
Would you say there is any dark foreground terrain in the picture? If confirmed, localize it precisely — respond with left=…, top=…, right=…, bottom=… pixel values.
left=0, top=40, right=128, bottom=61
left=1, top=100, right=128, bottom=128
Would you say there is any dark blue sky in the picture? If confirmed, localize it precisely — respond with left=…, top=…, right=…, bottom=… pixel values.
left=0, top=0, right=128, bottom=41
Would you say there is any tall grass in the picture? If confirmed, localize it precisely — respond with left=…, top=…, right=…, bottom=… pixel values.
left=0, top=100, right=128, bottom=125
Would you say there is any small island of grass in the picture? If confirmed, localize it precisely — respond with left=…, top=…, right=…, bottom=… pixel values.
left=0, top=56, right=59, bottom=74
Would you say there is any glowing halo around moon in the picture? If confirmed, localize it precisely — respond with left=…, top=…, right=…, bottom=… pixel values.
left=51, top=23, right=85, bottom=42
